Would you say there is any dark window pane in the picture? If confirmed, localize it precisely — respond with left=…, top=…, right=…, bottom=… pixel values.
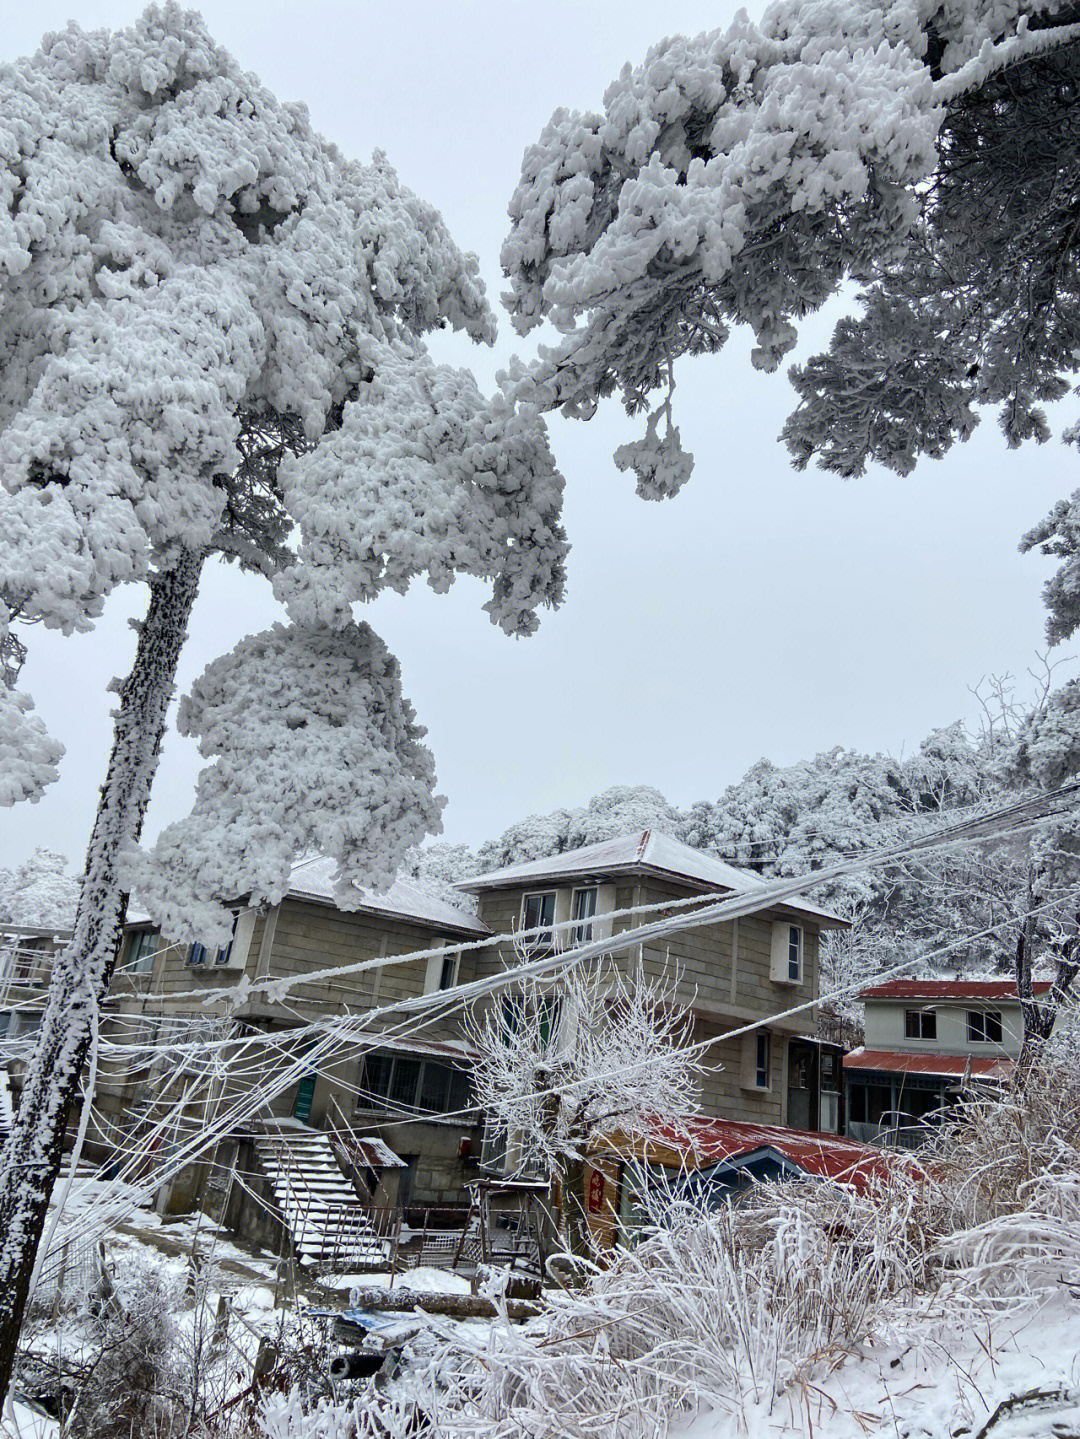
left=523, top=893, right=556, bottom=947
left=571, top=888, right=597, bottom=943
left=449, top=1068, right=470, bottom=1112
left=986, top=1011, right=1003, bottom=1044
left=922, top=1010, right=937, bottom=1039
left=967, top=1011, right=984, bottom=1042
left=539, top=997, right=560, bottom=1048
left=359, top=1054, right=393, bottom=1104
left=905, top=1010, right=919, bottom=1039
left=755, top=1033, right=770, bottom=1086
left=419, top=1062, right=450, bottom=1113
left=439, top=954, right=458, bottom=990
left=389, top=1057, right=421, bottom=1108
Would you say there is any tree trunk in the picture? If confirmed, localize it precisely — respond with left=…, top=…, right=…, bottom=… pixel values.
left=557, top=1152, right=593, bottom=1265
left=0, top=549, right=203, bottom=1396
left=1015, top=883, right=1080, bottom=1078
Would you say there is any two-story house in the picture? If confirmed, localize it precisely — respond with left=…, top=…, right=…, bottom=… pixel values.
left=844, top=977, right=1051, bottom=1145
left=456, top=830, right=848, bottom=1142
left=89, top=831, right=849, bottom=1247
left=103, top=855, right=492, bottom=1214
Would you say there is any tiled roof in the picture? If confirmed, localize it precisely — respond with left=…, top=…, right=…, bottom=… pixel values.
left=634, top=1114, right=913, bottom=1192
left=843, top=1048, right=1013, bottom=1079
left=286, top=855, right=489, bottom=937
left=858, top=979, right=1051, bottom=1002
left=457, top=830, right=846, bottom=927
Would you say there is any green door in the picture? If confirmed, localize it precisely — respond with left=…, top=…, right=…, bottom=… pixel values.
left=293, top=1074, right=316, bottom=1124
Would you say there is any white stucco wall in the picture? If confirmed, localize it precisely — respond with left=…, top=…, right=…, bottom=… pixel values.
left=863, top=999, right=1025, bottom=1057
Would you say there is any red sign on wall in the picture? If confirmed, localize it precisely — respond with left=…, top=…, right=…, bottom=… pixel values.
left=587, top=1168, right=606, bottom=1214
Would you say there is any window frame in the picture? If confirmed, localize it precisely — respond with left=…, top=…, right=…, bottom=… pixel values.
left=191, top=909, right=240, bottom=967
left=356, top=1051, right=471, bottom=1117
left=754, top=1032, right=771, bottom=1089
left=904, top=1008, right=938, bottom=1041
left=521, top=891, right=557, bottom=950
left=127, top=928, right=159, bottom=975
left=570, top=886, right=598, bottom=946
left=967, top=1009, right=1004, bottom=1045
left=786, top=925, right=804, bottom=983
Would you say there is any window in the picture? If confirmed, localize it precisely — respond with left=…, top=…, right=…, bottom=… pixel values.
left=500, top=993, right=559, bottom=1048
left=905, top=1009, right=937, bottom=1040
left=770, top=920, right=806, bottom=984
left=127, top=929, right=159, bottom=975
left=967, top=1010, right=1004, bottom=1044
left=755, top=1032, right=771, bottom=1088
left=189, top=913, right=238, bottom=967
left=570, top=887, right=598, bottom=945
left=438, top=953, right=458, bottom=990
left=357, top=1052, right=471, bottom=1115
left=787, top=926, right=803, bottom=983
left=521, top=892, right=556, bottom=949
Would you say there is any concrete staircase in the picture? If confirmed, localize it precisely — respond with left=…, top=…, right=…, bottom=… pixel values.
left=252, top=1124, right=387, bottom=1269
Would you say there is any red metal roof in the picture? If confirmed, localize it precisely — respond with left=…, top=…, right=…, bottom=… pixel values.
left=858, top=979, right=1051, bottom=1001
left=642, top=1115, right=913, bottom=1192
left=843, top=1048, right=1013, bottom=1079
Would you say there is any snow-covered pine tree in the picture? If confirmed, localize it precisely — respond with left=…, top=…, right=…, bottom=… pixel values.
left=502, top=1, right=1080, bottom=614
left=0, top=5, right=566, bottom=1387
left=0, top=850, right=79, bottom=929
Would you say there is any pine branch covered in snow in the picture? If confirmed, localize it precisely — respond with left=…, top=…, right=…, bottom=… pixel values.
left=0, top=850, right=79, bottom=929
left=0, top=1, right=569, bottom=1395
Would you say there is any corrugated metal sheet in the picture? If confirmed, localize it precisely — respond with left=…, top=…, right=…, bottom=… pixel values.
left=843, top=1048, right=1013, bottom=1079
left=638, top=1114, right=911, bottom=1191
left=858, top=979, right=1051, bottom=1001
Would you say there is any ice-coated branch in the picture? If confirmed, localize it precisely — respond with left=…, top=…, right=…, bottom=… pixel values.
left=130, top=620, right=445, bottom=946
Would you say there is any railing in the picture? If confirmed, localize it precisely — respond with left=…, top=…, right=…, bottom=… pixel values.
left=847, top=1119, right=933, bottom=1152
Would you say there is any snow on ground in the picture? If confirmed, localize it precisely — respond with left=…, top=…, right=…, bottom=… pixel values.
left=318, top=1267, right=471, bottom=1295
left=0, top=1400, right=58, bottom=1439
left=679, top=1295, right=1080, bottom=1439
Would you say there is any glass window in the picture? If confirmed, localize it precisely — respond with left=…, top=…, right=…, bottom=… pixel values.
left=905, top=1009, right=937, bottom=1040
left=127, top=929, right=159, bottom=974
left=755, top=1032, right=770, bottom=1088
left=787, top=926, right=803, bottom=982
left=188, top=913, right=238, bottom=967
left=358, top=1052, right=472, bottom=1116
left=359, top=1053, right=394, bottom=1105
left=389, top=1057, right=421, bottom=1108
left=419, top=1062, right=450, bottom=1113
left=521, top=892, right=556, bottom=949
left=570, top=887, right=598, bottom=945
left=438, top=953, right=458, bottom=991
left=968, top=1010, right=1004, bottom=1044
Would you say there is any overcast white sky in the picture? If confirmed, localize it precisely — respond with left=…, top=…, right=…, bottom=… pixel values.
left=2, top=0, right=1076, bottom=872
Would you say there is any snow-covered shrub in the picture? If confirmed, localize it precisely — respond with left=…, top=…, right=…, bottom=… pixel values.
left=941, top=1170, right=1080, bottom=1305
left=926, top=1059, right=1080, bottom=1228
left=423, top=1170, right=938, bottom=1437
left=259, top=1389, right=359, bottom=1439
left=67, top=1256, right=186, bottom=1439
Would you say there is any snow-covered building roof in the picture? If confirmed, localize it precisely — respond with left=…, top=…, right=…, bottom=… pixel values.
left=457, top=830, right=847, bottom=927
left=287, top=855, right=489, bottom=938
left=843, top=1048, right=1014, bottom=1080
left=858, top=979, right=1051, bottom=1002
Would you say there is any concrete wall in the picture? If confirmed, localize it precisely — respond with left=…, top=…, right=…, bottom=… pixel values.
left=863, top=1000, right=1025, bottom=1057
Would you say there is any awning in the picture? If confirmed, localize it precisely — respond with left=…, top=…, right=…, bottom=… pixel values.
left=843, top=1049, right=1013, bottom=1080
